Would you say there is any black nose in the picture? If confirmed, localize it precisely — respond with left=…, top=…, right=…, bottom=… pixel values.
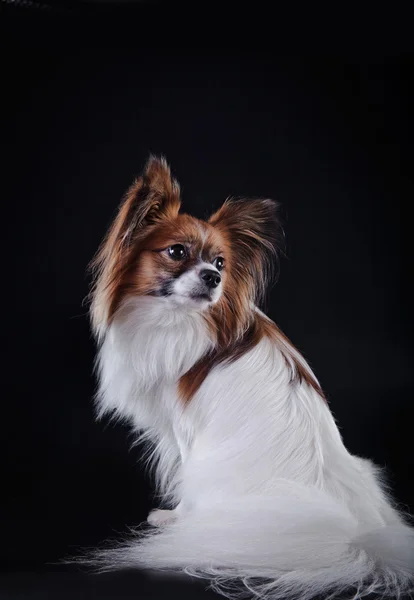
left=200, top=269, right=221, bottom=289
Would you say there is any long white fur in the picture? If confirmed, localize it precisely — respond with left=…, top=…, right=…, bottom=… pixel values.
left=93, top=296, right=414, bottom=599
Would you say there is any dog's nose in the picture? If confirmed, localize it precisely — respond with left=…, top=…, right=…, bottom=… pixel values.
left=200, top=269, right=221, bottom=289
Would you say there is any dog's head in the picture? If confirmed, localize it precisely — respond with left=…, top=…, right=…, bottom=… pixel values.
left=90, top=156, right=283, bottom=341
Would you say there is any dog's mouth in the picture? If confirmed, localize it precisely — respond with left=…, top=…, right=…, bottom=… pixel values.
left=148, top=290, right=213, bottom=305
left=148, top=278, right=219, bottom=308
left=189, top=292, right=211, bottom=302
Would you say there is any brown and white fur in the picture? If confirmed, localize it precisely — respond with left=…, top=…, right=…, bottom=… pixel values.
left=88, top=156, right=414, bottom=600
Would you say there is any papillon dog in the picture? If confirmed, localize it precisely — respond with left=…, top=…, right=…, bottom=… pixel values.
left=88, top=156, right=414, bottom=599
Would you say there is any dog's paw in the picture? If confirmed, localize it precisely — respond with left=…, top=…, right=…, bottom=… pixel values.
left=147, top=508, right=177, bottom=527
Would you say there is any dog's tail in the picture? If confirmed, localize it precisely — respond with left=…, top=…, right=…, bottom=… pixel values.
left=89, top=487, right=414, bottom=600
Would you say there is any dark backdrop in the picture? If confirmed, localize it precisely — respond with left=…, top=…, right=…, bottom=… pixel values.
left=1, top=3, right=413, bottom=599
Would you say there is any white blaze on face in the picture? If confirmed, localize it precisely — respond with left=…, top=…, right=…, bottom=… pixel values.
left=170, top=261, right=222, bottom=310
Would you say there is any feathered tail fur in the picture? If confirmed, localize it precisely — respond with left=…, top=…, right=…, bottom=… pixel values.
left=89, top=482, right=414, bottom=600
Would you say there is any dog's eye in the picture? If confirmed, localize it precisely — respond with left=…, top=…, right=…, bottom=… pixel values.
left=214, top=256, right=224, bottom=271
left=168, top=244, right=187, bottom=260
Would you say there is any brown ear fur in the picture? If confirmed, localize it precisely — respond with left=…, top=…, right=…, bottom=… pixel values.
left=209, top=197, right=283, bottom=307
left=89, top=156, right=181, bottom=336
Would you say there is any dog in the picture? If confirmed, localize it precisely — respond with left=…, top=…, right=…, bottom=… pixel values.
left=88, top=155, right=414, bottom=599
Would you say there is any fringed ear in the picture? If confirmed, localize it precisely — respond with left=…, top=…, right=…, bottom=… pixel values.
left=89, top=156, right=181, bottom=338
left=209, top=198, right=283, bottom=306
left=113, top=155, right=181, bottom=249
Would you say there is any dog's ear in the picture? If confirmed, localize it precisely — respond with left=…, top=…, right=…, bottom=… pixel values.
left=95, top=155, right=181, bottom=258
left=89, top=156, right=181, bottom=336
left=209, top=198, right=283, bottom=302
left=116, top=155, right=181, bottom=246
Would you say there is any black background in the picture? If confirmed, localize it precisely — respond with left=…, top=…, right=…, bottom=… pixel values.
left=1, top=3, right=413, bottom=599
